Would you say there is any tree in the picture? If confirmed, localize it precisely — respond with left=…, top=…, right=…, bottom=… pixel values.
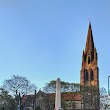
left=100, top=87, right=107, bottom=96
left=80, top=85, right=100, bottom=110
left=36, top=106, right=41, bottom=110
left=3, top=75, right=37, bottom=95
left=43, top=80, right=80, bottom=93
left=0, top=88, right=16, bottom=110
left=100, top=87, right=110, bottom=110
left=80, top=86, right=110, bottom=110
left=43, top=80, right=80, bottom=109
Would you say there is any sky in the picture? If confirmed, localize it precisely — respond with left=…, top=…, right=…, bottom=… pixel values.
left=0, top=0, right=110, bottom=92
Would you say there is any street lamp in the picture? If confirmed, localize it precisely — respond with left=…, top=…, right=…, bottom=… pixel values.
left=17, top=92, right=21, bottom=110
left=34, top=90, right=37, bottom=110
left=108, top=76, right=110, bottom=95
left=16, top=90, right=21, bottom=110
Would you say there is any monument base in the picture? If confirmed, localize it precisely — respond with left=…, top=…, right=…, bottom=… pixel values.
left=54, top=108, right=62, bottom=110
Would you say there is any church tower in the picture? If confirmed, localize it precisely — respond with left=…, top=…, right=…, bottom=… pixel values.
left=80, top=22, right=99, bottom=87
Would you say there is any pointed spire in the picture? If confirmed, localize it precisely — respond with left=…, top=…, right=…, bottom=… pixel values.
left=83, top=49, right=85, bottom=55
left=82, top=50, right=85, bottom=66
left=85, top=22, right=94, bottom=52
left=82, top=50, right=85, bottom=59
left=94, top=47, right=98, bottom=61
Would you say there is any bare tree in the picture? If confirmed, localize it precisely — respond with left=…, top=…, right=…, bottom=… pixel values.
left=100, top=87, right=110, bottom=110
left=3, top=75, right=37, bottom=95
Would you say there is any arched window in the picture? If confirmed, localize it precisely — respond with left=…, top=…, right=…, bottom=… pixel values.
left=90, top=69, right=94, bottom=81
left=88, top=56, right=90, bottom=64
left=84, top=69, right=88, bottom=81
left=84, top=55, right=86, bottom=62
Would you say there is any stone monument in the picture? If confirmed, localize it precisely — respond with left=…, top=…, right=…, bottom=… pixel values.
left=54, top=78, right=62, bottom=110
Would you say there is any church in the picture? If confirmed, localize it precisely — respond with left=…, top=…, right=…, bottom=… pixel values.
left=21, top=23, right=100, bottom=110
left=80, top=22, right=99, bottom=110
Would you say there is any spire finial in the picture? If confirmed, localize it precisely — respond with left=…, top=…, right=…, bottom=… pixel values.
left=88, top=19, right=92, bottom=28
left=89, top=20, right=92, bottom=29
left=89, top=18, right=91, bottom=23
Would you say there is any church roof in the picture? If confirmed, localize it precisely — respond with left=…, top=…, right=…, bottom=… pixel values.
left=48, top=92, right=82, bottom=101
left=21, top=91, right=82, bottom=104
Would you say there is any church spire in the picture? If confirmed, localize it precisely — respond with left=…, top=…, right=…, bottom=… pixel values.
left=85, top=22, right=94, bottom=53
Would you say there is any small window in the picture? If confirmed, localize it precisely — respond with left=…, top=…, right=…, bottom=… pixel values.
left=84, top=69, right=88, bottom=81
left=84, top=55, right=86, bottom=62
left=90, top=69, right=94, bottom=80
left=88, top=56, right=90, bottom=64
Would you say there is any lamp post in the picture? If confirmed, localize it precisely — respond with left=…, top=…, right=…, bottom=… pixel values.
left=18, top=92, right=21, bottom=110
left=34, top=90, right=37, bottom=110
left=108, top=76, right=110, bottom=95
left=16, top=90, right=21, bottom=110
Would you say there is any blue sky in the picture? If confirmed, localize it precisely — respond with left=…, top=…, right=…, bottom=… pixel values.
left=0, top=0, right=110, bottom=91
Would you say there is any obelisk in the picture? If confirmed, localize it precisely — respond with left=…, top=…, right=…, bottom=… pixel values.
left=54, top=78, right=62, bottom=110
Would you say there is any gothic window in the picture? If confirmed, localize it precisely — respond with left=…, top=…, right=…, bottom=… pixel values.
left=90, top=69, right=94, bottom=81
left=84, top=69, right=88, bottom=81
left=84, top=55, right=86, bottom=62
left=88, top=56, right=90, bottom=64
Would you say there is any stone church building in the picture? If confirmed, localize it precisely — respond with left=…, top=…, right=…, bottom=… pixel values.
left=21, top=23, right=100, bottom=110
left=80, top=23, right=100, bottom=110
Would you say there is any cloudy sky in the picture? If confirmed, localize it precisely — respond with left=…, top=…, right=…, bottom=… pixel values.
left=0, top=0, right=110, bottom=91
